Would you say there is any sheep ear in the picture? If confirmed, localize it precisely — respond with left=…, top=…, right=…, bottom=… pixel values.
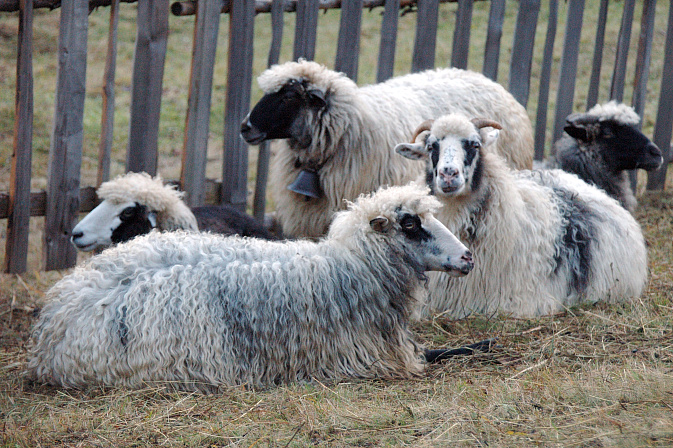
left=370, top=216, right=391, bottom=233
left=395, top=142, right=428, bottom=161
left=564, top=124, right=591, bottom=142
left=480, top=128, right=500, bottom=148
left=148, top=211, right=158, bottom=228
left=307, top=89, right=326, bottom=109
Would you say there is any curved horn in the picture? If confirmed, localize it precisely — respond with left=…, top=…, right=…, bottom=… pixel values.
left=410, top=119, right=435, bottom=143
left=471, top=118, right=503, bottom=130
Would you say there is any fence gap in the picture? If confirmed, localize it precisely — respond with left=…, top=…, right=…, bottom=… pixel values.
left=610, top=0, right=636, bottom=102
left=4, top=0, right=33, bottom=274
left=126, top=0, right=169, bottom=175
left=586, top=0, right=609, bottom=109
left=43, top=0, right=89, bottom=270
left=533, top=0, right=558, bottom=161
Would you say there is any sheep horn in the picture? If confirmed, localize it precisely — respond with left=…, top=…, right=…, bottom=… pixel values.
left=410, top=119, right=435, bottom=143
left=471, top=118, right=503, bottom=130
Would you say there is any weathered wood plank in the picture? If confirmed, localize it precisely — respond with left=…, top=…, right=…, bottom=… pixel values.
left=411, top=0, right=439, bottom=72
left=0, top=0, right=137, bottom=12
left=451, top=0, right=473, bottom=69
left=335, top=0, right=362, bottom=79
left=181, top=0, right=222, bottom=208
left=376, top=0, right=400, bottom=82
left=0, top=188, right=98, bottom=220
left=97, top=0, right=119, bottom=187
left=508, top=0, right=540, bottom=108
left=646, top=1, right=673, bottom=191
left=551, top=0, right=585, bottom=147
left=4, top=0, right=33, bottom=274
left=126, top=0, right=169, bottom=175
left=293, top=0, right=319, bottom=60
left=609, top=0, right=635, bottom=102
left=533, top=0, right=557, bottom=161
left=586, top=0, right=608, bottom=109
left=222, top=0, right=255, bottom=211
left=43, top=0, right=89, bottom=271
left=482, top=0, right=505, bottom=81
left=254, top=0, right=284, bottom=221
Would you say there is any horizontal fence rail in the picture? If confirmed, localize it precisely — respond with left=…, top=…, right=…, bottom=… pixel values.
left=2, top=0, right=672, bottom=273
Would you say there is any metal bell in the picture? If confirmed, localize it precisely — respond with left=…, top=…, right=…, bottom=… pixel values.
left=287, top=169, right=322, bottom=199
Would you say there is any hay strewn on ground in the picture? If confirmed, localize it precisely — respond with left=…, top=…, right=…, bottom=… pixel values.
left=1, top=188, right=672, bottom=447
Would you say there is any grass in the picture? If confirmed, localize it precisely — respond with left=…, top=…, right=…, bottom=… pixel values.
left=1, top=1, right=673, bottom=446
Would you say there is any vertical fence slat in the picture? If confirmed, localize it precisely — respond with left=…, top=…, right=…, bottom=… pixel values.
left=482, top=0, right=505, bottom=81
left=335, top=0, right=362, bottom=79
left=4, top=0, right=33, bottom=274
left=586, top=0, right=609, bottom=109
left=508, top=0, right=540, bottom=108
left=533, top=0, right=558, bottom=161
left=222, top=0, right=255, bottom=211
left=551, top=0, right=585, bottom=147
left=412, top=0, right=439, bottom=72
left=43, top=0, right=89, bottom=271
left=377, top=0, right=400, bottom=82
left=97, top=0, right=120, bottom=187
left=293, top=0, right=319, bottom=60
left=181, top=0, right=222, bottom=207
left=451, top=0, right=473, bottom=69
left=609, top=0, right=636, bottom=102
left=126, top=0, right=169, bottom=175
left=646, top=2, right=673, bottom=191
left=254, top=0, right=284, bottom=221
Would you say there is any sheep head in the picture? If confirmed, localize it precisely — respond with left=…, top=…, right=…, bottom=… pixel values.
left=395, top=114, right=502, bottom=198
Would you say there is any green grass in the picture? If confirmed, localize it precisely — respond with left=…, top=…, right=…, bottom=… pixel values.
left=1, top=2, right=673, bottom=446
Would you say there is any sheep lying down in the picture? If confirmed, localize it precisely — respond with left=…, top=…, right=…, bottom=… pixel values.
left=27, top=184, right=473, bottom=392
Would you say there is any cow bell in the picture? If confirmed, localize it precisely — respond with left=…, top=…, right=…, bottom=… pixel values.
left=287, top=169, right=322, bottom=199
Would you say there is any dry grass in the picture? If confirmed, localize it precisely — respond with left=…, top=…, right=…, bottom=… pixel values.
left=1, top=184, right=672, bottom=447
left=1, top=2, right=673, bottom=447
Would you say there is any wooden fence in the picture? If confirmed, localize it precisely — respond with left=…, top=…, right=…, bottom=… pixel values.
left=2, top=0, right=673, bottom=273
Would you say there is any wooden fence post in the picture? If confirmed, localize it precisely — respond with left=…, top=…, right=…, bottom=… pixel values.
left=222, top=0, right=255, bottom=211
left=43, top=0, right=89, bottom=271
left=533, top=0, right=557, bottom=161
left=586, top=0, right=609, bottom=109
left=4, top=0, right=33, bottom=274
left=181, top=0, right=222, bottom=207
left=609, top=0, right=635, bottom=103
left=335, top=0, right=363, bottom=80
left=482, top=0, right=505, bottom=81
left=377, top=0, right=400, bottom=82
left=451, top=0, right=473, bottom=69
left=294, top=0, right=319, bottom=60
left=508, top=0, right=540, bottom=108
left=411, top=0, right=438, bottom=72
left=126, top=0, right=169, bottom=175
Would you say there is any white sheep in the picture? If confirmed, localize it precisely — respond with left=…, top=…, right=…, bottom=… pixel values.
left=27, top=184, right=474, bottom=391
left=71, top=172, right=276, bottom=252
left=395, top=114, right=648, bottom=318
left=240, top=59, right=534, bottom=239
left=553, top=101, right=663, bottom=213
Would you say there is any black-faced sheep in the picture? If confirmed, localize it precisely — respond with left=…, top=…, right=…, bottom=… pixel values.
left=395, top=114, right=648, bottom=318
left=240, top=59, right=534, bottom=239
left=71, top=172, right=275, bottom=252
left=554, top=101, right=663, bottom=212
left=27, top=184, right=474, bottom=391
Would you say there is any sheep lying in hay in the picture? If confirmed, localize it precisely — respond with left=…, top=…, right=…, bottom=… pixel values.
left=553, top=101, right=663, bottom=213
left=240, top=59, right=534, bottom=239
left=71, top=172, right=276, bottom=252
left=27, top=184, right=474, bottom=391
left=395, top=114, right=648, bottom=318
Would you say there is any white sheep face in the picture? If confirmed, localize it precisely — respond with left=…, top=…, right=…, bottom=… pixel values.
left=71, top=200, right=157, bottom=252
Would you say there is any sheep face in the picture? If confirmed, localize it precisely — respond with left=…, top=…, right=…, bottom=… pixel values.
left=395, top=116, right=500, bottom=199
left=71, top=200, right=156, bottom=252
left=564, top=114, right=663, bottom=172
left=240, top=79, right=326, bottom=147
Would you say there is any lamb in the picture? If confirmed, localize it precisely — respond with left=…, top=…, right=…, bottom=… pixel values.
left=71, top=172, right=276, bottom=252
left=240, top=59, right=534, bottom=239
left=553, top=101, right=663, bottom=212
left=395, top=114, right=648, bottom=318
left=27, top=184, right=474, bottom=391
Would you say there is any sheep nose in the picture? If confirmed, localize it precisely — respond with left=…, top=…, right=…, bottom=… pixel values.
left=71, top=230, right=83, bottom=241
left=440, top=166, right=459, bottom=181
left=460, top=251, right=474, bottom=273
left=648, top=142, right=662, bottom=157
left=240, top=119, right=251, bottom=133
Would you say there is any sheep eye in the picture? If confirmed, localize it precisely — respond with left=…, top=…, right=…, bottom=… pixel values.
left=401, top=217, right=417, bottom=230
left=120, top=207, right=135, bottom=220
left=429, top=141, right=440, bottom=151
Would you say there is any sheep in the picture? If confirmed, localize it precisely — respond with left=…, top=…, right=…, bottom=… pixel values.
left=71, top=172, right=276, bottom=252
left=240, top=59, right=534, bottom=239
left=395, top=114, right=648, bottom=318
left=26, top=184, right=474, bottom=391
left=553, top=101, right=663, bottom=213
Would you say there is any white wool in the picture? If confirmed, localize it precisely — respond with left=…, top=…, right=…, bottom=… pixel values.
left=587, top=100, right=640, bottom=126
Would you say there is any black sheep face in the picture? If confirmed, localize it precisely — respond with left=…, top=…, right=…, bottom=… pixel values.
left=240, top=79, right=327, bottom=149
left=564, top=118, right=663, bottom=172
